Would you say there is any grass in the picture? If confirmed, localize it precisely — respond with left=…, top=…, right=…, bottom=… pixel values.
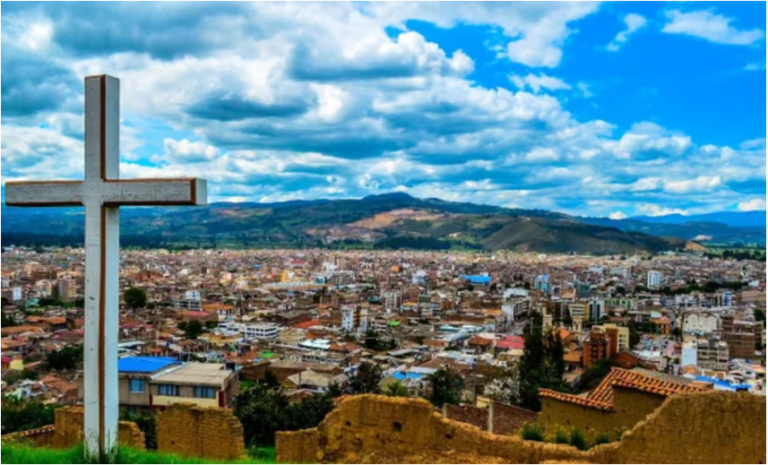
left=1, top=444, right=276, bottom=464
left=519, top=422, right=545, bottom=442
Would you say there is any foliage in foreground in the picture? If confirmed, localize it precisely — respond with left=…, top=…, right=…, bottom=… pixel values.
left=1, top=396, right=59, bottom=435
left=0, top=444, right=276, bottom=464
left=518, top=423, right=620, bottom=450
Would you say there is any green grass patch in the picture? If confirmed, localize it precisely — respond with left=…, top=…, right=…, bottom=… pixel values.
left=1, top=444, right=276, bottom=464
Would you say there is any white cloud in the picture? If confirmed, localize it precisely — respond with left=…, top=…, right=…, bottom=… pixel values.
left=509, top=73, right=571, bottom=93
left=630, top=177, right=662, bottom=192
left=606, top=13, right=647, bottom=51
left=664, top=175, right=722, bottom=194
left=637, top=204, right=688, bottom=217
left=576, top=82, right=593, bottom=98
left=609, top=211, right=627, bottom=220
left=366, top=2, right=600, bottom=68
left=525, top=147, right=560, bottom=162
left=163, top=139, right=220, bottom=163
left=737, top=198, right=766, bottom=211
left=662, top=10, right=765, bottom=45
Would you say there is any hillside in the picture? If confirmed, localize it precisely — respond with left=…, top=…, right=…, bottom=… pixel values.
left=2, top=193, right=687, bottom=253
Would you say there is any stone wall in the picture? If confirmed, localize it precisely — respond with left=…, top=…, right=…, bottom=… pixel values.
left=443, top=404, right=488, bottom=431
left=156, top=403, right=245, bottom=460
left=491, top=401, right=538, bottom=435
left=443, top=401, right=538, bottom=435
left=50, top=407, right=145, bottom=450
left=276, top=392, right=766, bottom=464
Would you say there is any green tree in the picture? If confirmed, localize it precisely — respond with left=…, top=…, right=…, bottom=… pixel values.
left=184, top=319, right=204, bottom=340
left=348, top=362, right=383, bottom=395
left=1, top=396, right=59, bottom=434
left=205, top=320, right=218, bottom=330
left=426, top=367, right=464, bottom=407
left=124, top=287, right=147, bottom=310
left=576, top=359, right=617, bottom=392
left=1, top=296, right=9, bottom=308
left=46, top=345, right=83, bottom=371
left=2, top=309, right=17, bottom=327
left=234, top=382, right=335, bottom=447
left=384, top=381, right=410, bottom=397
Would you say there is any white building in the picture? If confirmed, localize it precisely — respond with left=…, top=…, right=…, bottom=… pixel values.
left=381, top=291, right=402, bottom=314
left=185, top=290, right=202, bottom=301
left=341, top=306, right=356, bottom=332
left=244, top=323, right=280, bottom=340
left=682, top=311, right=719, bottom=335
left=647, top=270, right=662, bottom=289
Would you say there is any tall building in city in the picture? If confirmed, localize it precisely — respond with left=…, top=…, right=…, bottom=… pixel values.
left=647, top=270, right=662, bottom=289
left=535, top=274, right=551, bottom=295
left=56, top=278, right=77, bottom=301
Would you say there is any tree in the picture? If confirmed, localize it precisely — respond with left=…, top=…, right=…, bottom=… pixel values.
left=348, top=362, right=383, bottom=395
left=184, top=319, right=203, bottom=340
left=1, top=396, right=59, bottom=434
left=426, top=367, right=464, bottom=407
left=517, top=312, right=570, bottom=411
left=46, top=345, right=83, bottom=371
left=177, top=321, right=188, bottom=331
left=124, top=287, right=147, bottom=310
left=1, top=296, right=9, bottom=308
left=2, top=309, right=17, bottom=327
left=576, top=359, right=616, bottom=392
left=234, top=382, right=335, bottom=447
left=384, top=381, right=410, bottom=398
left=205, top=320, right=218, bottom=330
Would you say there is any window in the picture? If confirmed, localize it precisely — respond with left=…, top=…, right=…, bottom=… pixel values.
left=158, top=384, right=179, bottom=396
left=129, top=379, right=145, bottom=393
left=194, top=386, right=216, bottom=399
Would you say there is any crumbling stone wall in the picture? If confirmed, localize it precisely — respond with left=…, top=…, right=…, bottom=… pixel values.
left=491, top=401, right=538, bottom=435
left=50, top=407, right=145, bottom=450
left=444, top=404, right=488, bottom=431
left=156, top=403, right=245, bottom=460
left=276, top=392, right=765, bottom=464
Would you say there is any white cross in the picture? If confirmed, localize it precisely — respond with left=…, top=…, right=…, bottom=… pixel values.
left=5, top=75, right=207, bottom=457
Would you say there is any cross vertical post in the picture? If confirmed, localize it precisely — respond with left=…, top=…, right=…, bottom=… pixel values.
left=4, top=75, right=208, bottom=459
left=82, top=75, right=120, bottom=458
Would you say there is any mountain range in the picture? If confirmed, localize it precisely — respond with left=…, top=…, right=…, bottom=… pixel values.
left=2, top=192, right=763, bottom=253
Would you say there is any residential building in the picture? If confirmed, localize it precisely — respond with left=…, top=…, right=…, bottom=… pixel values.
left=647, top=270, right=662, bottom=290
left=696, top=338, right=729, bottom=371
left=244, top=323, right=280, bottom=340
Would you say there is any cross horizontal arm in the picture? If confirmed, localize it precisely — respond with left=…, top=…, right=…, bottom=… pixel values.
left=101, top=178, right=207, bottom=206
left=5, top=181, right=83, bottom=207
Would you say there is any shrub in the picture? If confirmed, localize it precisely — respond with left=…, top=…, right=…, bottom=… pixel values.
left=520, top=422, right=545, bottom=442
left=614, top=426, right=628, bottom=442
left=594, top=431, right=611, bottom=446
left=569, top=427, right=588, bottom=451
left=551, top=426, right=569, bottom=444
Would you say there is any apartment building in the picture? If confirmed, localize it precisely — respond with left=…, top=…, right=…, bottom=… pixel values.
left=245, top=323, right=280, bottom=340
left=697, top=338, right=729, bottom=371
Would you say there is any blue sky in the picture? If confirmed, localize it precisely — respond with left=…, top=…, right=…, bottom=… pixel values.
left=1, top=1, right=765, bottom=218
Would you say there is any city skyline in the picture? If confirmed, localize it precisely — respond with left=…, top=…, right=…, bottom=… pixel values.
left=2, top=1, right=765, bottom=218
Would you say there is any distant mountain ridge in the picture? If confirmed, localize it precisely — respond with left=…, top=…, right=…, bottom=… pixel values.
left=630, top=211, right=766, bottom=228
left=2, top=192, right=761, bottom=252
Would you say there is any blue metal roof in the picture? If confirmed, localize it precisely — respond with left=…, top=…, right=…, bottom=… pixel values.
left=461, top=275, right=491, bottom=284
left=118, top=356, right=178, bottom=373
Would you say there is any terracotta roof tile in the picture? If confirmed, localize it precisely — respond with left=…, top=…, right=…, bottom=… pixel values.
left=539, top=389, right=613, bottom=411
left=541, top=367, right=709, bottom=411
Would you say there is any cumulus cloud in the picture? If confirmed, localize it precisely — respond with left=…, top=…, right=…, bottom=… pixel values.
left=664, top=175, right=722, bottom=194
left=607, top=13, right=648, bottom=51
left=509, top=73, right=571, bottom=93
left=609, top=211, right=627, bottom=220
left=0, top=2, right=764, bottom=218
left=662, top=9, right=765, bottom=45
left=738, top=198, right=766, bottom=211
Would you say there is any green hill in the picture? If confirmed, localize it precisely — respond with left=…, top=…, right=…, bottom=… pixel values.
left=1, top=193, right=685, bottom=254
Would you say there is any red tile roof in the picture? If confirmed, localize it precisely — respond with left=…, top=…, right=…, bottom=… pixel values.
left=293, top=319, right=320, bottom=329
left=540, top=367, right=709, bottom=411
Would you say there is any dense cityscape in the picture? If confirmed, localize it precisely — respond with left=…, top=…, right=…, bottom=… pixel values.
left=2, top=246, right=765, bottom=457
